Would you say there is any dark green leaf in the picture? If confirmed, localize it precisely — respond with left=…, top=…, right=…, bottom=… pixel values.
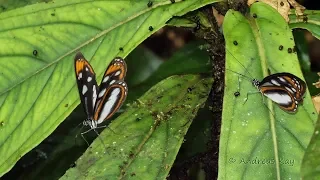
left=127, top=41, right=212, bottom=102
left=61, top=74, right=213, bottom=179
left=293, top=30, right=319, bottom=95
left=289, top=10, right=320, bottom=40
left=126, top=46, right=163, bottom=87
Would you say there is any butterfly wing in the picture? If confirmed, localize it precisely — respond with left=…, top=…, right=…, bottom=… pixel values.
left=274, top=73, right=306, bottom=102
left=94, top=81, right=128, bottom=124
left=93, top=57, right=128, bottom=124
left=99, top=57, right=127, bottom=86
left=260, top=86, right=298, bottom=112
left=74, top=52, right=98, bottom=119
left=260, top=73, right=306, bottom=102
left=259, top=73, right=306, bottom=112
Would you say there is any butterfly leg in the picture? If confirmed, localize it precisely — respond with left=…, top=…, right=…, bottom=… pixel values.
left=244, top=91, right=261, bottom=104
left=235, top=76, right=241, bottom=96
left=74, top=123, right=86, bottom=145
left=106, top=126, right=118, bottom=134
left=94, top=125, right=118, bottom=135
left=79, top=128, right=109, bottom=153
left=80, top=132, right=91, bottom=147
left=93, top=129, right=109, bottom=153
left=234, top=76, right=243, bottom=97
left=237, top=76, right=240, bottom=90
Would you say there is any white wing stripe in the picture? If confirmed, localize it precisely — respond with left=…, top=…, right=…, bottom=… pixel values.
left=115, top=71, right=121, bottom=76
left=98, top=88, right=106, bottom=98
left=78, top=72, right=82, bottom=80
left=285, top=86, right=294, bottom=94
left=97, top=88, right=120, bottom=124
left=87, top=76, right=92, bottom=82
left=92, top=85, right=97, bottom=107
left=109, top=80, right=116, bottom=85
left=103, top=76, right=110, bottom=83
left=264, top=93, right=292, bottom=105
left=271, top=79, right=281, bottom=86
left=82, top=85, right=88, bottom=95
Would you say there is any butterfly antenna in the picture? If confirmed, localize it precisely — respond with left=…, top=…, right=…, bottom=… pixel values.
left=73, top=121, right=84, bottom=132
left=225, top=48, right=254, bottom=79
left=225, top=68, right=252, bottom=82
left=75, top=123, right=86, bottom=145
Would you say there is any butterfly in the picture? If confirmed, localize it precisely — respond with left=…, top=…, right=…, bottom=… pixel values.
left=250, top=72, right=306, bottom=113
left=74, top=52, right=128, bottom=132
left=226, top=52, right=306, bottom=113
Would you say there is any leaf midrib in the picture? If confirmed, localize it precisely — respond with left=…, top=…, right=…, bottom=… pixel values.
left=248, top=13, right=280, bottom=180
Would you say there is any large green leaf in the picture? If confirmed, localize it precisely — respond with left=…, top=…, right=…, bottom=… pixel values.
left=61, top=74, right=213, bottom=179
left=301, top=115, right=320, bottom=179
left=4, top=40, right=213, bottom=179
left=220, top=3, right=317, bottom=180
left=0, top=0, right=44, bottom=13
left=0, top=0, right=221, bottom=176
left=289, top=10, right=320, bottom=40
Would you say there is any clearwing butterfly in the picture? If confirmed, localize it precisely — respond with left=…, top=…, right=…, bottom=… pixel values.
left=74, top=52, right=128, bottom=132
left=226, top=51, right=306, bottom=113
left=251, top=72, right=306, bottom=113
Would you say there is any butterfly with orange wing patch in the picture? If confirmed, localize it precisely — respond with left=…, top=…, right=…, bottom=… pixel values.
left=74, top=52, right=127, bottom=135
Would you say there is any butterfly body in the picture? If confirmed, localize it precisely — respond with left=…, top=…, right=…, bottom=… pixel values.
left=74, top=52, right=128, bottom=130
left=250, top=72, right=306, bottom=113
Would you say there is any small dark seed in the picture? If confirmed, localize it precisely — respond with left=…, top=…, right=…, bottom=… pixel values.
left=149, top=26, right=154, bottom=31
left=170, top=0, right=175, bottom=3
left=280, top=1, right=284, bottom=6
left=253, top=13, right=257, bottom=18
left=147, top=1, right=153, bottom=7
left=233, top=41, right=238, bottom=46
left=119, top=47, right=123, bottom=51
left=287, top=48, right=292, bottom=53
left=33, top=50, right=38, bottom=56
left=234, top=91, right=240, bottom=97
left=279, top=45, right=283, bottom=50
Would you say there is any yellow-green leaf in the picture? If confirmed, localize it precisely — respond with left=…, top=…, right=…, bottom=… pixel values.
left=220, top=3, right=317, bottom=180
left=0, top=0, right=221, bottom=176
